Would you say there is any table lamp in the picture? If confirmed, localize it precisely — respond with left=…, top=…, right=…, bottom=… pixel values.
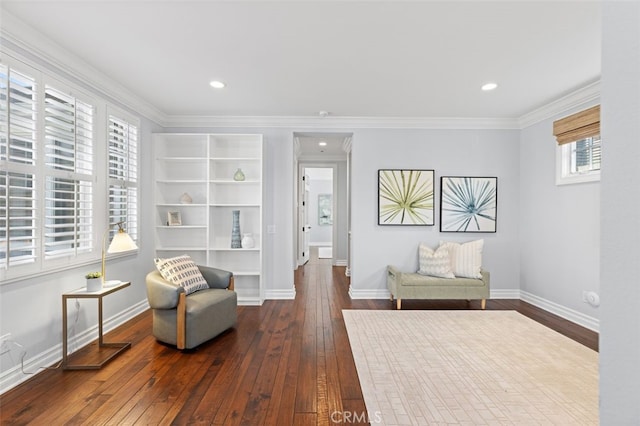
left=102, top=221, right=138, bottom=286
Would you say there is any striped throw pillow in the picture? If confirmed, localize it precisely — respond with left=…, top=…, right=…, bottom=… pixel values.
left=417, top=243, right=455, bottom=278
left=439, top=239, right=484, bottom=279
left=154, top=255, right=210, bottom=295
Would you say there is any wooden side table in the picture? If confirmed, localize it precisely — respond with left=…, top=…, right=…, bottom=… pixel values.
left=62, top=281, right=131, bottom=370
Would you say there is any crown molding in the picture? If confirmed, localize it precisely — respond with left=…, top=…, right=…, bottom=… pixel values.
left=0, top=11, right=167, bottom=126
left=0, top=9, right=599, bottom=131
left=517, top=80, right=601, bottom=129
left=162, top=114, right=520, bottom=130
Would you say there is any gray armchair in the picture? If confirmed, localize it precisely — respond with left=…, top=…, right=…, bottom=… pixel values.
left=145, top=265, right=237, bottom=349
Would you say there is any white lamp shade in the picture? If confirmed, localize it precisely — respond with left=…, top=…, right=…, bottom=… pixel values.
left=107, top=230, right=138, bottom=253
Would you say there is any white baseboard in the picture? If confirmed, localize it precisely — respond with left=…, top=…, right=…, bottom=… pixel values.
left=0, top=299, right=149, bottom=395
left=264, top=288, right=296, bottom=300
left=520, top=290, right=599, bottom=332
left=490, top=289, right=521, bottom=299
left=309, top=242, right=331, bottom=247
left=349, top=287, right=390, bottom=299
left=346, top=286, right=599, bottom=332
left=334, top=259, right=347, bottom=267
left=237, top=297, right=264, bottom=306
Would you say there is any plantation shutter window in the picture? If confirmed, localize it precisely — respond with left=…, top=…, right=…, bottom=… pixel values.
left=1, top=53, right=143, bottom=281
left=107, top=113, right=138, bottom=242
left=553, top=105, right=600, bottom=145
left=0, top=64, right=38, bottom=269
left=43, top=86, right=94, bottom=259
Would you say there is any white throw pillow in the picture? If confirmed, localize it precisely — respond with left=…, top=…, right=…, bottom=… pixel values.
left=417, top=243, right=455, bottom=278
left=154, top=254, right=210, bottom=295
left=439, top=239, right=484, bottom=279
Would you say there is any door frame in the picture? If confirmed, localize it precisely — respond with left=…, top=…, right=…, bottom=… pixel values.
left=297, top=162, right=338, bottom=266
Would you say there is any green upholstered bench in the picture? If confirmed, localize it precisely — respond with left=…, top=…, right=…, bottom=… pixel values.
left=387, top=265, right=490, bottom=310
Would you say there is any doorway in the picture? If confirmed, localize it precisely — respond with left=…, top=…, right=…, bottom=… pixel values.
left=300, top=166, right=334, bottom=265
left=293, top=132, right=352, bottom=270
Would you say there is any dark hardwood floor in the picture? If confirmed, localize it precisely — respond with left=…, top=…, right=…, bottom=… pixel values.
left=0, top=249, right=598, bottom=425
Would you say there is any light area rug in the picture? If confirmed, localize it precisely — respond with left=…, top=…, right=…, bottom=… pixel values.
left=318, top=246, right=332, bottom=258
left=343, top=310, right=598, bottom=425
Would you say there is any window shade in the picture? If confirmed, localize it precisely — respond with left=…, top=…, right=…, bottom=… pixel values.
left=108, top=115, right=137, bottom=182
left=553, top=105, right=600, bottom=145
left=44, top=87, right=94, bottom=174
left=43, top=86, right=94, bottom=259
left=44, top=177, right=93, bottom=259
left=108, top=114, right=138, bottom=242
left=0, top=172, right=37, bottom=268
left=0, top=64, right=38, bottom=269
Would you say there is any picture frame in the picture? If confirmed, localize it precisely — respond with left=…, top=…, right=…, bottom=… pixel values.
left=378, top=169, right=434, bottom=225
left=318, top=194, right=333, bottom=225
left=440, top=176, right=497, bottom=233
left=167, top=211, right=182, bottom=226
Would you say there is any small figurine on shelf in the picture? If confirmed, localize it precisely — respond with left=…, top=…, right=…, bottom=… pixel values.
left=241, top=233, right=255, bottom=249
left=233, top=168, right=245, bottom=181
left=179, top=192, right=193, bottom=204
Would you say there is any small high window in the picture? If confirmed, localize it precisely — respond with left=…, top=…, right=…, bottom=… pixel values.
left=554, top=105, right=601, bottom=185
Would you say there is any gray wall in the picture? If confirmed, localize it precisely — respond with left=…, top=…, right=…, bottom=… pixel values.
left=350, top=128, right=521, bottom=297
left=519, top=105, right=600, bottom=321
left=600, top=2, right=640, bottom=422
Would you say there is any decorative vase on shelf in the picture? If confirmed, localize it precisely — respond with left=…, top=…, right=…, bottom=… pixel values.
left=231, top=210, right=242, bottom=248
left=233, top=168, right=245, bottom=181
left=179, top=192, right=193, bottom=204
left=241, top=233, right=255, bottom=249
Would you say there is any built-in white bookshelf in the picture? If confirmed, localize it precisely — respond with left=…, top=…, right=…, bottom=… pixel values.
left=153, top=133, right=264, bottom=305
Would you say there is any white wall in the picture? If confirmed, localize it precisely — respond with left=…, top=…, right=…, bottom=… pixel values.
left=350, top=128, right=521, bottom=297
left=519, top=105, right=600, bottom=326
left=335, top=161, right=349, bottom=263
left=600, top=2, right=640, bottom=422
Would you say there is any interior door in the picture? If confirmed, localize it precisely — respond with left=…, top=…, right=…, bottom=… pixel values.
left=298, top=173, right=310, bottom=265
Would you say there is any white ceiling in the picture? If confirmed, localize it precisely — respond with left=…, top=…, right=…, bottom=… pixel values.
left=1, top=1, right=601, bottom=120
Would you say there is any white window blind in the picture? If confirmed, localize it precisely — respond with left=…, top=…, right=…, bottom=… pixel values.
left=108, top=113, right=138, bottom=242
left=43, top=86, right=94, bottom=259
left=0, top=63, right=38, bottom=270
left=0, top=53, right=142, bottom=282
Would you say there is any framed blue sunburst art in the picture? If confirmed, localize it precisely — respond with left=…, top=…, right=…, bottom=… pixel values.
left=440, top=176, right=497, bottom=233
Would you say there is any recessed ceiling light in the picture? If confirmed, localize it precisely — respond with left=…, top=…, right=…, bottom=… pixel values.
left=209, top=80, right=225, bottom=89
left=319, top=141, right=327, bottom=147
left=481, top=82, right=498, bottom=91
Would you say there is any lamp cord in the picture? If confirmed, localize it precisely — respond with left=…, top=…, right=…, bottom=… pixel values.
left=14, top=298, right=80, bottom=374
